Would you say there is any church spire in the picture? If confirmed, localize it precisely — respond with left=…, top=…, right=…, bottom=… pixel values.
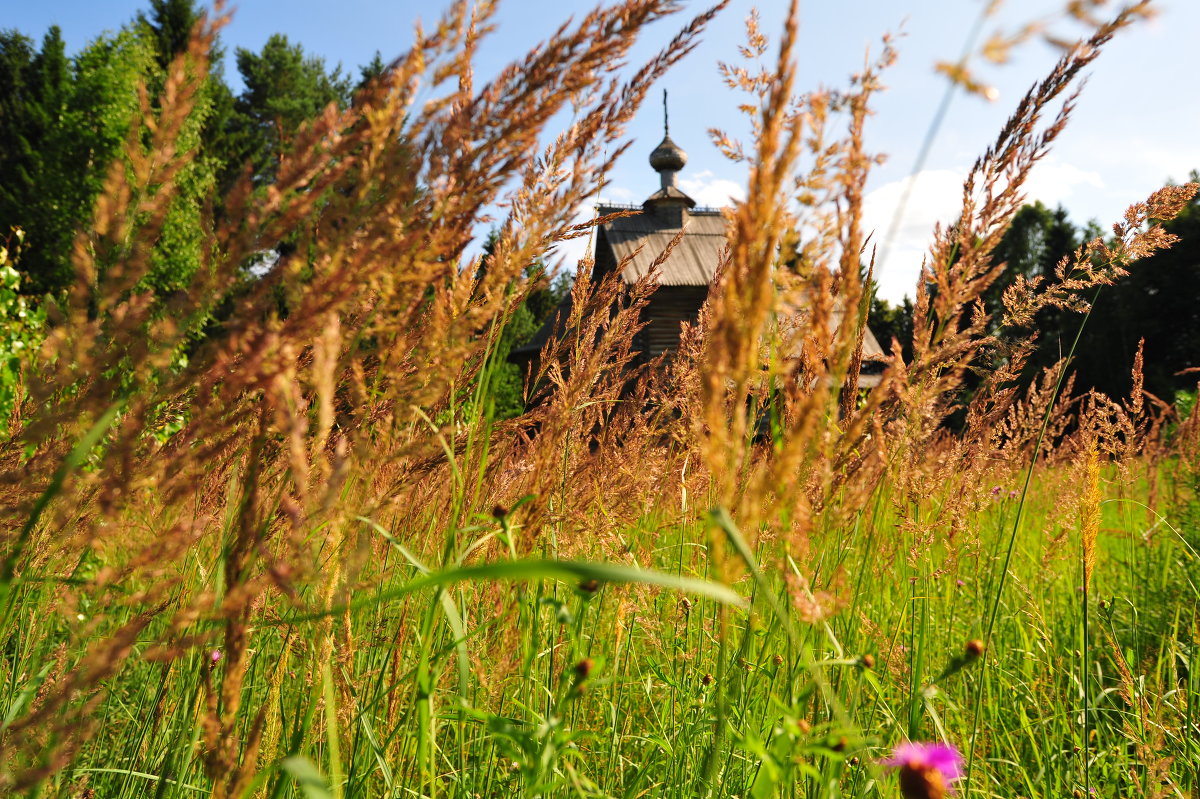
left=649, top=89, right=686, bottom=190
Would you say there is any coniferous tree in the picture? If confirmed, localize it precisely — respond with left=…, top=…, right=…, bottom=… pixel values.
left=987, top=201, right=1082, bottom=379
left=357, top=50, right=386, bottom=91
left=0, top=26, right=100, bottom=296
left=980, top=195, right=1197, bottom=406
left=129, top=0, right=224, bottom=298
left=0, top=20, right=220, bottom=299
left=137, top=0, right=239, bottom=196
left=1074, top=178, right=1200, bottom=404
left=869, top=293, right=914, bottom=362
left=222, top=34, right=352, bottom=190
left=138, top=0, right=200, bottom=71
left=0, top=30, right=37, bottom=238
left=476, top=231, right=573, bottom=418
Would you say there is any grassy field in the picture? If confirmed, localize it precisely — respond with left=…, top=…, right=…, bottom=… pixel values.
left=6, top=449, right=1199, bottom=798
left=1, top=1, right=1198, bottom=797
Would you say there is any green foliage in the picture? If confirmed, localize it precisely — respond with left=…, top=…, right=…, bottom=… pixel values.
left=477, top=232, right=573, bottom=420
left=978, top=194, right=1200, bottom=405
left=137, top=0, right=202, bottom=71
left=902, top=195, right=1199, bottom=407
left=0, top=32, right=37, bottom=220
left=985, top=201, right=1081, bottom=316
left=489, top=275, right=573, bottom=420
left=0, top=21, right=219, bottom=298
left=0, top=231, right=43, bottom=436
left=0, top=0, right=359, bottom=304
left=1075, top=176, right=1200, bottom=404
left=985, top=201, right=1087, bottom=386
left=223, top=34, right=351, bottom=189
left=356, top=50, right=386, bottom=91
left=1176, top=388, right=1197, bottom=421
left=0, top=25, right=78, bottom=295
left=868, top=293, right=913, bottom=361
left=488, top=302, right=539, bottom=420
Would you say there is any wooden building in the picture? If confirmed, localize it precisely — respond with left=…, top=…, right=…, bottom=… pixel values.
left=513, top=115, right=885, bottom=383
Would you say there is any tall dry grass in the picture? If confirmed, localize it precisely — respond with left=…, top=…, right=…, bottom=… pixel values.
left=0, top=0, right=1197, bottom=795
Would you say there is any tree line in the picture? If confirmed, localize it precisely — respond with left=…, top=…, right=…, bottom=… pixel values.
left=871, top=191, right=1200, bottom=410
left=0, top=0, right=1195, bottom=418
left=0, top=0, right=376, bottom=298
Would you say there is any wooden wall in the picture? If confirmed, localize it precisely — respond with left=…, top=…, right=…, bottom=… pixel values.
left=637, top=287, right=709, bottom=359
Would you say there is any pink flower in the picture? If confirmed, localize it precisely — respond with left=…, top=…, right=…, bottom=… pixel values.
left=210, top=649, right=222, bottom=663
left=881, top=742, right=964, bottom=799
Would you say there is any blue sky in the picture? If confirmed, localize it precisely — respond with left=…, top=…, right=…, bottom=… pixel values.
left=7, top=1, right=1199, bottom=300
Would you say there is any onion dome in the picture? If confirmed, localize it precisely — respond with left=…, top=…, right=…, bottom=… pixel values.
left=649, top=135, right=687, bottom=174
left=643, top=90, right=695, bottom=217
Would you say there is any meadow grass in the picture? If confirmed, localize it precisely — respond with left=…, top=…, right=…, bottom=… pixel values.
left=1, top=1, right=1198, bottom=797
left=6, top=457, right=1198, bottom=798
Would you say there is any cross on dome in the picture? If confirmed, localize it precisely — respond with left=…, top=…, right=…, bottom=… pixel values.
left=648, top=89, right=687, bottom=190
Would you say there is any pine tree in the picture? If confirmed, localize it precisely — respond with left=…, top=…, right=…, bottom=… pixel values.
left=357, top=50, right=386, bottom=91
left=138, top=0, right=235, bottom=173
left=222, top=34, right=352, bottom=189
left=138, top=0, right=200, bottom=71
left=0, top=20, right=220, bottom=299
left=1075, top=177, right=1200, bottom=404
left=0, top=26, right=82, bottom=295
left=0, top=30, right=37, bottom=237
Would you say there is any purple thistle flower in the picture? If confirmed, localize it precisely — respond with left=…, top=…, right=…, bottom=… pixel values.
left=210, top=649, right=222, bottom=663
left=990, top=486, right=1001, bottom=497
left=881, top=742, right=964, bottom=799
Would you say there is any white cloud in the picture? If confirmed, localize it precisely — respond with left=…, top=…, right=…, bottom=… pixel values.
left=862, top=169, right=963, bottom=302
left=1022, top=157, right=1103, bottom=208
left=1049, top=136, right=1200, bottom=225
left=859, top=158, right=1105, bottom=302
left=1119, top=143, right=1200, bottom=186
left=544, top=203, right=603, bottom=272
left=678, top=169, right=746, bottom=208
left=525, top=158, right=1110, bottom=302
left=602, top=185, right=635, bottom=202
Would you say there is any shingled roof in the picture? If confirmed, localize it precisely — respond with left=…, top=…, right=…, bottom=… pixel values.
left=597, top=204, right=728, bottom=286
